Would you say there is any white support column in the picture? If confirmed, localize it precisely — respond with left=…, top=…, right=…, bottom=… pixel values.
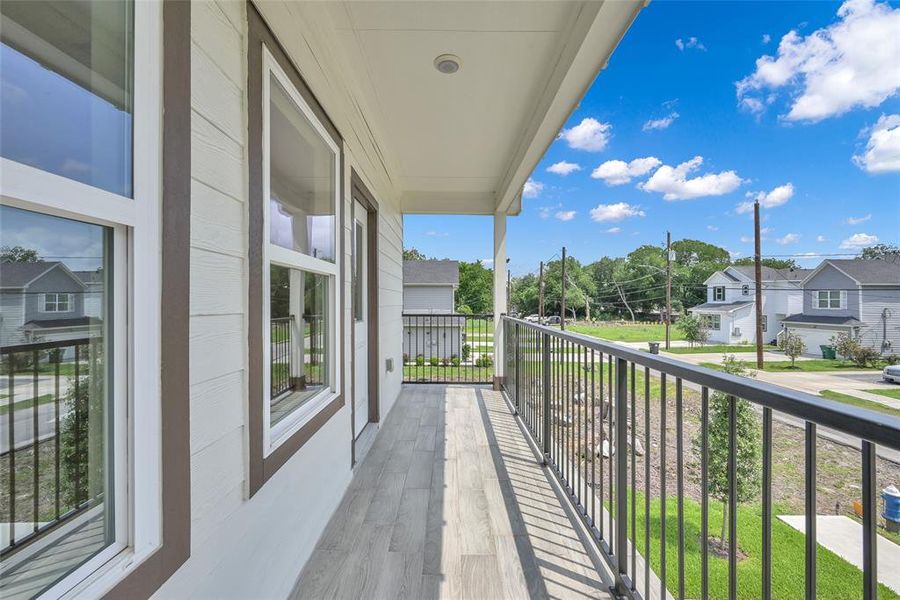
left=493, top=212, right=507, bottom=389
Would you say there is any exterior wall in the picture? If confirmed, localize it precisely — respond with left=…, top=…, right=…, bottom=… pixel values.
left=403, top=284, right=454, bottom=313
left=858, top=286, right=900, bottom=354
left=402, top=323, right=464, bottom=360
left=705, top=272, right=750, bottom=303
left=0, top=290, right=25, bottom=346
left=784, top=323, right=851, bottom=356
left=23, top=269, right=85, bottom=324
left=155, top=2, right=405, bottom=597
left=802, top=264, right=859, bottom=319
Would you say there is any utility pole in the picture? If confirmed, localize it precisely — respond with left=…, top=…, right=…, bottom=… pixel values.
left=539, top=261, right=545, bottom=320
left=754, top=201, right=765, bottom=369
left=666, top=230, right=672, bottom=350
left=561, top=246, right=567, bottom=330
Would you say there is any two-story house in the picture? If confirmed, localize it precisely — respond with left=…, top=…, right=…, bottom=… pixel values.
left=401, top=259, right=465, bottom=361
left=688, top=265, right=809, bottom=345
left=783, top=259, right=900, bottom=355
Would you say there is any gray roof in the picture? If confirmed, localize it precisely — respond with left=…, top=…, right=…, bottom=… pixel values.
left=74, top=270, right=104, bottom=285
left=689, top=301, right=753, bottom=313
left=0, top=261, right=62, bottom=288
left=25, top=317, right=103, bottom=329
left=403, top=260, right=459, bottom=286
left=820, top=259, right=900, bottom=285
left=782, top=313, right=863, bottom=326
left=729, top=265, right=812, bottom=282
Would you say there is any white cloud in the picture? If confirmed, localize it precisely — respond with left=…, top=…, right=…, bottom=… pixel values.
left=605, top=227, right=622, bottom=234
left=425, top=231, right=448, bottom=237
left=642, top=112, right=680, bottom=131
left=736, top=0, right=900, bottom=122
left=761, top=226, right=774, bottom=235
left=546, top=161, right=582, bottom=175
left=523, top=178, right=544, bottom=199
left=735, top=182, right=795, bottom=213
left=555, top=210, right=576, bottom=221
left=816, top=235, right=828, bottom=242
left=675, top=37, right=706, bottom=51
left=845, top=213, right=872, bottom=224
left=729, top=250, right=744, bottom=259
left=558, top=118, right=612, bottom=152
left=707, top=225, right=719, bottom=231
left=840, top=232, right=879, bottom=248
left=853, top=114, right=900, bottom=173
left=591, top=157, right=661, bottom=185
left=589, top=202, right=646, bottom=223
left=762, top=33, right=772, bottom=44
left=639, top=156, right=744, bottom=200
left=740, top=235, right=753, bottom=243
left=776, top=233, right=801, bottom=245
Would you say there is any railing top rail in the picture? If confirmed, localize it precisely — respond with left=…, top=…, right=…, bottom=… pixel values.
left=1, top=337, right=94, bottom=354
left=503, top=315, right=900, bottom=450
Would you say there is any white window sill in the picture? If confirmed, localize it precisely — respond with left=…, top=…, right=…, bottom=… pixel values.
left=266, top=387, right=339, bottom=456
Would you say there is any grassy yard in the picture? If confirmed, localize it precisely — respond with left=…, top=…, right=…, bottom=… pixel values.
left=866, top=387, right=900, bottom=400
left=403, top=365, right=493, bottom=383
left=568, top=322, right=685, bottom=343
left=701, top=359, right=882, bottom=372
left=0, top=393, right=56, bottom=416
left=664, top=344, right=758, bottom=354
left=623, top=491, right=899, bottom=600
left=819, top=390, right=900, bottom=418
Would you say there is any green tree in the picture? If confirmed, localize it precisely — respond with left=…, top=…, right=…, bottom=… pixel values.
left=0, top=245, right=40, bottom=263
left=693, top=355, right=761, bottom=546
left=779, top=330, right=806, bottom=367
left=61, top=369, right=105, bottom=508
left=510, top=273, right=539, bottom=315
left=677, top=313, right=709, bottom=347
left=402, top=247, right=428, bottom=261
left=456, top=260, right=493, bottom=314
left=858, top=243, right=900, bottom=262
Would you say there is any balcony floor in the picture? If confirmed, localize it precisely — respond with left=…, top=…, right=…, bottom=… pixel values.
left=291, top=384, right=612, bottom=600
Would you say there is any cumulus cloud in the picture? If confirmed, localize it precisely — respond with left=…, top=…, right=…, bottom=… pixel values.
left=642, top=112, right=680, bottom=131
left=776, top=233, right=801, bottom=245
left=736, top=0, right=900, bottom=121
left=840, top=232, right=879, bottom=248
left=605, top=227, right=622, bottom=234
left=591, top=157, right=661, bottom=185
left=558, top=118, right=612, bottom=152
left=675, top=37, right=706, bottom=51
left=853, top=114, right=900, bottom=173
left=589, top=202, right=646, bottom=223
left=762, top=33, right=772, bottom=44
left=735, top=182, right=795, bottom=213
left=707, top=225, right=719, bottom=231
left=523, top=178, right=544, bottom=199
left=740, top=235, right=753, bottom=243
left=555, top=210, right=576, bottom=221
left=546, top=161, right=582, bottom=175
left=639, top=156, right=743, bottom=200
left=816, top=235, right=828, bottom=242
left=846, top=213, right=872, bottom=224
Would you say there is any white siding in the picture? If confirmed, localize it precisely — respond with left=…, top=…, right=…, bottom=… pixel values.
left=155, top=2, right=405, bottom=597
left=403, top=284, right=455, bottom=313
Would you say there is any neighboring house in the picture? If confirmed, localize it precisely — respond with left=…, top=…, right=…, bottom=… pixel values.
left=402, top=260, right=464, bottom=360
left=688, top=265, right=809, bottom=345
left=0, top=261, right=102, bottom=349
left=782, top=259, right=900, bottom=355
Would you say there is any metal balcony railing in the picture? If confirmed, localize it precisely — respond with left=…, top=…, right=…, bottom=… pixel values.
left=501, top=315, right=900, bottom=600
left=402, top=313, right=493, bottom=384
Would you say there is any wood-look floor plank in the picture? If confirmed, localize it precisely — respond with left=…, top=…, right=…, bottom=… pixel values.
left=389, top=488, right=429, bottom=552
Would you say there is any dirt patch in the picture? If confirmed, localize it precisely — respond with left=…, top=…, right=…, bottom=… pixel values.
left=705, top=535, right=748, bottom=561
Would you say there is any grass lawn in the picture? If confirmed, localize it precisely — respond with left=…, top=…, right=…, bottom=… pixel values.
left=625, top=491, right=898, bottom=600
left=665, top=344, right=758, bottom=354
left=0, top=393, right=56, bottom=416
left=865, top=387, right=900, bottom=400
left=819, top=390, right=900, bottom=419
left=403, top=365, right=493, bottom=383
left=569, top=322, right=685, bottom=343
left=701, top=359, right=882, bottom=373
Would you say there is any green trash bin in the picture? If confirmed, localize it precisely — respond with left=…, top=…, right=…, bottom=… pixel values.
left=820, top=345, right=836, bottom=359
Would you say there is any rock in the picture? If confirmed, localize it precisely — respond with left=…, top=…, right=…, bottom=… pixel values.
left=632, top=436, right=645, bottom=456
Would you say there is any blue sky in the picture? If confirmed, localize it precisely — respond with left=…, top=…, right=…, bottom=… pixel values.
left=404, top=0, right=900, bottom=276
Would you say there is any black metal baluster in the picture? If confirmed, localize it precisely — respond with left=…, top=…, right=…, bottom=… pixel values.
left=660, top=372, right=668, bottom=600
left=676, top=378, right=684, bottom=600
left=8, top=352, right=16, bottom=546
left=630, top=361, right=636, bottom=590
left=33, top=349, right=39, bottom=531
left=591, top=348, right=596, bottom=529
left=55, top=356, right=61, bottom=520
left=644, top=367, right=651, bottom=597
left=74, top=344, right=81, bottom=505
left=599, top=351, right=604, bottom=540
left=805, top=422, right=816, bottom=600
left=728, top=394, right=738, bottom=600
left=762, top=406, right=772, bottom=600
left=701, top=387, right=709, bottom=600
left=862, top=440, right=877, bottom=600
left=608, top=354, right=614, bottom=546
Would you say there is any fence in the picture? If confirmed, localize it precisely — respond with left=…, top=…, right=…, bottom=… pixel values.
left=1, top=337, right=102, bottom=558
left=501, top=315, right=900, bottom=600
left=402, top=313, right=493, bottom=384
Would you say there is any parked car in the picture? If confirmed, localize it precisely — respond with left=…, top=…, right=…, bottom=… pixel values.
left=545, top=315, right=561, bottom=325
left=884, top=364, right=900, bottom=384
left=525, top=314, right=540, bottom=323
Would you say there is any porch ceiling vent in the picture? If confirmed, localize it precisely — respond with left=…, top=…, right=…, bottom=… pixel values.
left=434, top=54, right=461, bottom=74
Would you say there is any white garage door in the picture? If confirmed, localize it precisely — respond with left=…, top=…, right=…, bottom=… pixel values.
left=790, top=327, right=841, bottom=355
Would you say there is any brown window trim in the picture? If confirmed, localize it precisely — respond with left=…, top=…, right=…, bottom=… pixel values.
left=106, top=0, right=191, bottom=596
left=349, top=170, right=379, bottom=466
left=247, top=3, right=345, bottom=496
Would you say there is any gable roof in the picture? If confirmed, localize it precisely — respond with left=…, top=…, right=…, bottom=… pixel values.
left=808, top=259, right=900, bottom=285
left=706, top=265, right=812, bottom=286
left=403, top=260, right=459, bottom=286
left=689, top=300, right=754, bottom=313
left=0, top=261, right=88, bottom=289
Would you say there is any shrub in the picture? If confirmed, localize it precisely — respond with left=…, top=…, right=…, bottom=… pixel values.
left=462, top=344, right=472, bottom=361
left=853, top=346, right=880, bottom=368
left=677, top=314, right=709, bottom=348
left=61, top=372, right=104, bottom=508
left=450, top=357, right=461, bottom=367
left=415, top=355, right=425, bottom=366
left=402, top=353, right=409, bottom=364
left=475, top=355, right=494, bottom=368
left=831, top=332, right=860, bottom=361
left=457, top=304, right=473, bottom=315
left=429, top=356, right=440, bottom=366
left=779, top=331, right=806, bottom=367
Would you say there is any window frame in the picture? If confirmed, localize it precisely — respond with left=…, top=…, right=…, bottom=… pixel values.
left=761, top=315, right=767, bottom=332
left=0, top=0, right=166, bottom=595
left=260, top=46, right=342, bottom=456
left=713, top=286, right=725, bottom=301
left=741, top=284, right=750, bottom=296
left=816, top=290, right=842, bottom=310
left=41, top=292, right=73, bottom=313
left=701, top=313, right=721, bottom=330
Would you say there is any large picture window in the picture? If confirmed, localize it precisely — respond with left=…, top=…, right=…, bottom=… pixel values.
left=262, top=48, right=340, bottom=451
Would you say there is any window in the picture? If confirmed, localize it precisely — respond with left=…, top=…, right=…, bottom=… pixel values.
left=713, top=286, right=725, bottom=301
left=43, top=292, right=73, bottom=312
left=1, top=1, right=163, bottom=596
left=817, top=290, right=842, bottom=309
left=353, top=220, right=364, bottom=321
left=761, top=315, right=768, bottom=332
left=741, top=284, right=750, bottom=296
left=262, top=48, right=340, bottom=450
left=701, top=314, right=721, bottom=330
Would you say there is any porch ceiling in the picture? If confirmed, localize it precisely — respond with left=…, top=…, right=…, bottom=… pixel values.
left=257, top=1, right=643, bottom=216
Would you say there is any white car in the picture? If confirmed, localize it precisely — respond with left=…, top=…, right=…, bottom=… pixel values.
left=884, top=365, right=900, bottom=384
left=525, top=314, right=540, bottom=323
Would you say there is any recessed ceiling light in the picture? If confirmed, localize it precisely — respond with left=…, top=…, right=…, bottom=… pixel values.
left=434, top=54, right=461, bottom=75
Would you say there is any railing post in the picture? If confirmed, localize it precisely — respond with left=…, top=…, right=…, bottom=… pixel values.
left=513, top=322, right=520, bottom=414
left=614, top=357, right=629, bottom=595
left=541, top=331, right=551, bottom=465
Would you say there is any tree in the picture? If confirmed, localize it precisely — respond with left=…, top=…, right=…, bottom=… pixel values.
left=456, top=260, right=493, bottom=314
left=858, top=243, right=900, bottom=263
left=830, top=332, right=859, bottom=362
left=677, top=313, right=709, bottom=347
left=779, top=330, right=806, bottom=367
left=693, top=355, right=761, bottom=547
left=61, top=369, right=105, bottom=508
left=402, top=247, right=428, bottom=261
left=732, top=257, right=797, bottom=270
left=0, top=245, right=40, bottom=263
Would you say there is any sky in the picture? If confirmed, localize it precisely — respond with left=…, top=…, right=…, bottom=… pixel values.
left=404, top=0, right=900, bottom=277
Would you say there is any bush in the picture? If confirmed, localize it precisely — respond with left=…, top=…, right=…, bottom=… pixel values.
left=450, top=357, right=461, bottom=367
left=677, top=314, right=709, bottom=348
left=402, top=353, right=409, bottom=364
left=462, top=344, right=472, bottom=361
left=61, top=372, right=104, bottom=508
left=853, top=346, right=880, bottom=368
left=475, top=354, right=494, bottom=368
left=415, top=355, right=425, bottom=366
left=441, top=357, right=450, bottom=366
left=830, top=332, right=859, bottom=361
left=429, top=356, right=440, bottom=366
left=779, top=331, right=806, bottom=367
left=457, top=304, right=473, bottom=315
